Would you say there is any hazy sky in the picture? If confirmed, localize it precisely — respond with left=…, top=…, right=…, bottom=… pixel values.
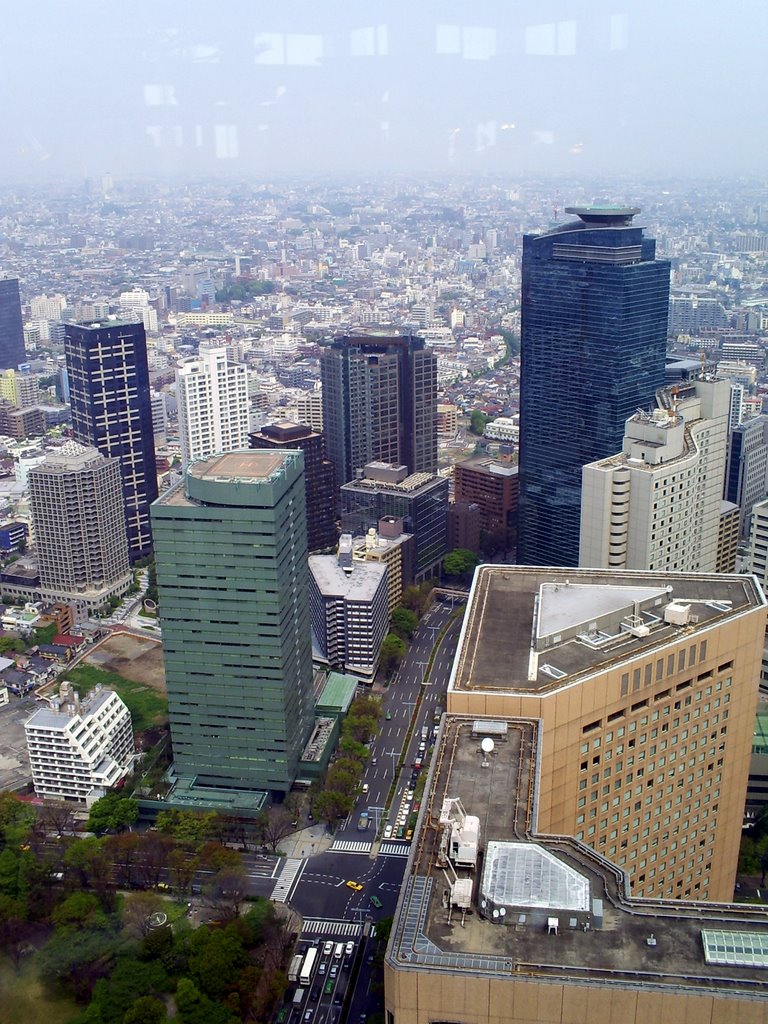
left=2, top=1, right=766, bottom=182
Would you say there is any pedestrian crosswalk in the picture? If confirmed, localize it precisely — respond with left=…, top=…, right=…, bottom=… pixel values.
left=379, top=842, right=411, bottom=857
left=271, top=857, right=304, bottom=902
left=302, top=919, right=362, bottom=937
left=328, top=840, right=373, bottom=854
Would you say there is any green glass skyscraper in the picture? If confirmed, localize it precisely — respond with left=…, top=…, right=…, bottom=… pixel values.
left=152, top=450, right=314, bottom=798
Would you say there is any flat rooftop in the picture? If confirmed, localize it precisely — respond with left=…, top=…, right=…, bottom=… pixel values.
left=387, top=716, right=768, bottom=994
left=188, top=450, right=287, bottom=483
left=452, top=566, right=765, bottom=694
left=156, top=450, right=301, bottom=508
left=308, top=555, right=386, bottom=600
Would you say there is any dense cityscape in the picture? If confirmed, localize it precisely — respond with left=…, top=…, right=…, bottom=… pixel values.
left=0, top=167, right=767, bottom=1024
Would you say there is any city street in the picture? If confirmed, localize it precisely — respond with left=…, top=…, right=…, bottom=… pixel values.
left=265, top=597, right=466, bottom=1024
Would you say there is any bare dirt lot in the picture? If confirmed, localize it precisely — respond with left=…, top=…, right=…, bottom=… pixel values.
left=83, top=631, right=166, bottom=695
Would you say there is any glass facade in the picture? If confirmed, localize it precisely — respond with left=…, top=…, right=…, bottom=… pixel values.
left=340, top=474, right=448, bottom=581
left=518, top=210, right=669, bottom=567
left=152, top=451, right=315, bottom=797
left=65, top=321, right=158, bottom=561
left=0, top=278, right=26, bottom=371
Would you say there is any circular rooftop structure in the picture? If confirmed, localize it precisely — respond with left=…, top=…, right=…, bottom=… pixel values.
left=564, top=206, right=640, bottom=226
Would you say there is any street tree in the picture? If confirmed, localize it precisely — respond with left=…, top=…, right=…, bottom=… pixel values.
left=155, top=809, right=217, bottom=843
left=124, top=890, right=166, bottom=938
left=390, top=606, right=418, bottom=639
left=37, top=800, right=77, bottom=838
left=87, top=791, right=139, bottom=834
left=134, top=832, right=174, bottom=890
left=203, top=865, right=249, bottom=924
left=104, top=831, right=141, bottom=888
left=167, top=846, right=198, bottom=894
left=64, top=837, right=116, bottom=908
left=255, top=806, right=295, bottom=854
left=443, top=547, right=480, bottom=581
left=380, top=633, right=407, bottom=678
left=314, top=790, right=353, bottom=829
left=197, top=841, right=242, bottom=874
left=338, top=736, right=370, bottom=764
left=400, top=581, right=434, bottom=616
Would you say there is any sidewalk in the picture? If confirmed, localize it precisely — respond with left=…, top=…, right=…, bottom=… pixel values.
left=280, top=822, right=335, bottom=859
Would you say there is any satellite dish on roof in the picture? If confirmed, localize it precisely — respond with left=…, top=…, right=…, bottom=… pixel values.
left=481, top=737, right=495, bottom=754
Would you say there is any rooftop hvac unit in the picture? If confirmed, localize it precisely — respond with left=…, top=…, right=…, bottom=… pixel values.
left=664, top=601, right=691, bottom=626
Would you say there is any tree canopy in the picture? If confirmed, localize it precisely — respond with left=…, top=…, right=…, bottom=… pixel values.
left=443, top=548, right=480, bottom=580
left=469, top=410, right=489, bottom=436
left=87, top=792, right=139, bottom=834
left=390, top=606, right=418, bottom=640
left=380, top=633, right=407, bottom=678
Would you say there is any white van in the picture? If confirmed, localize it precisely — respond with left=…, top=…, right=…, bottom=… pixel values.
left=334, top=942, right=344, bottom=959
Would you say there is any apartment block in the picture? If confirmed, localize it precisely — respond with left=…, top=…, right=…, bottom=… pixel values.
left=580, top=377, right=729, bottom=572
left=177, top=345, right=250, bottom=469
left=308, top=550, right=389, bottom=681
left=25, top=682, right=134, bottom=803
left=28, top=442, right=131, bottom=611
left=321, top=329, right=438, bottom=487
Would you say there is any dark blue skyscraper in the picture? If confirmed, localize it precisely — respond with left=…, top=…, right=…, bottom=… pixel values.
left=65, top=320, right=158, bottom=561
left=518, top=208, right=670, bottom=567
left=0, top=278, right=26, bottom=371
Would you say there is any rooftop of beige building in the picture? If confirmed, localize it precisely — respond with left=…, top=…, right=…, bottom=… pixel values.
left=451, top=566, right=765, bottom=695
left=387, top=715, right=768, bottom=995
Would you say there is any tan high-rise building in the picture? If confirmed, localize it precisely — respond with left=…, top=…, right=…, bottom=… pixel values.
left=385, top=564, right=768, bottom=1024
left=28, top=441, right=131, bottom=611
left=446, top=565, right=763, bottom=902
left=580, top=376, right=729, bottom=572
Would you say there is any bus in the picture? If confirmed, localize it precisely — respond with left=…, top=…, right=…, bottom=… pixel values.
left=288, top=954, right=303, bottom=983
left=299, top=946, right=318, bottom=987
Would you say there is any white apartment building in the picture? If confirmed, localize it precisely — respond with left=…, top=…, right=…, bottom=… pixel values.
left=176, top=345, right=250, bottom=468
left=30, top=293, right=67, bottom=322
left=308, top=553, right=389, bottom=682
left=580, top=376, right=729, bottom=573
left=118, top=289, right=158, bottom=333
left=25, top=682, right=134, bottom=803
